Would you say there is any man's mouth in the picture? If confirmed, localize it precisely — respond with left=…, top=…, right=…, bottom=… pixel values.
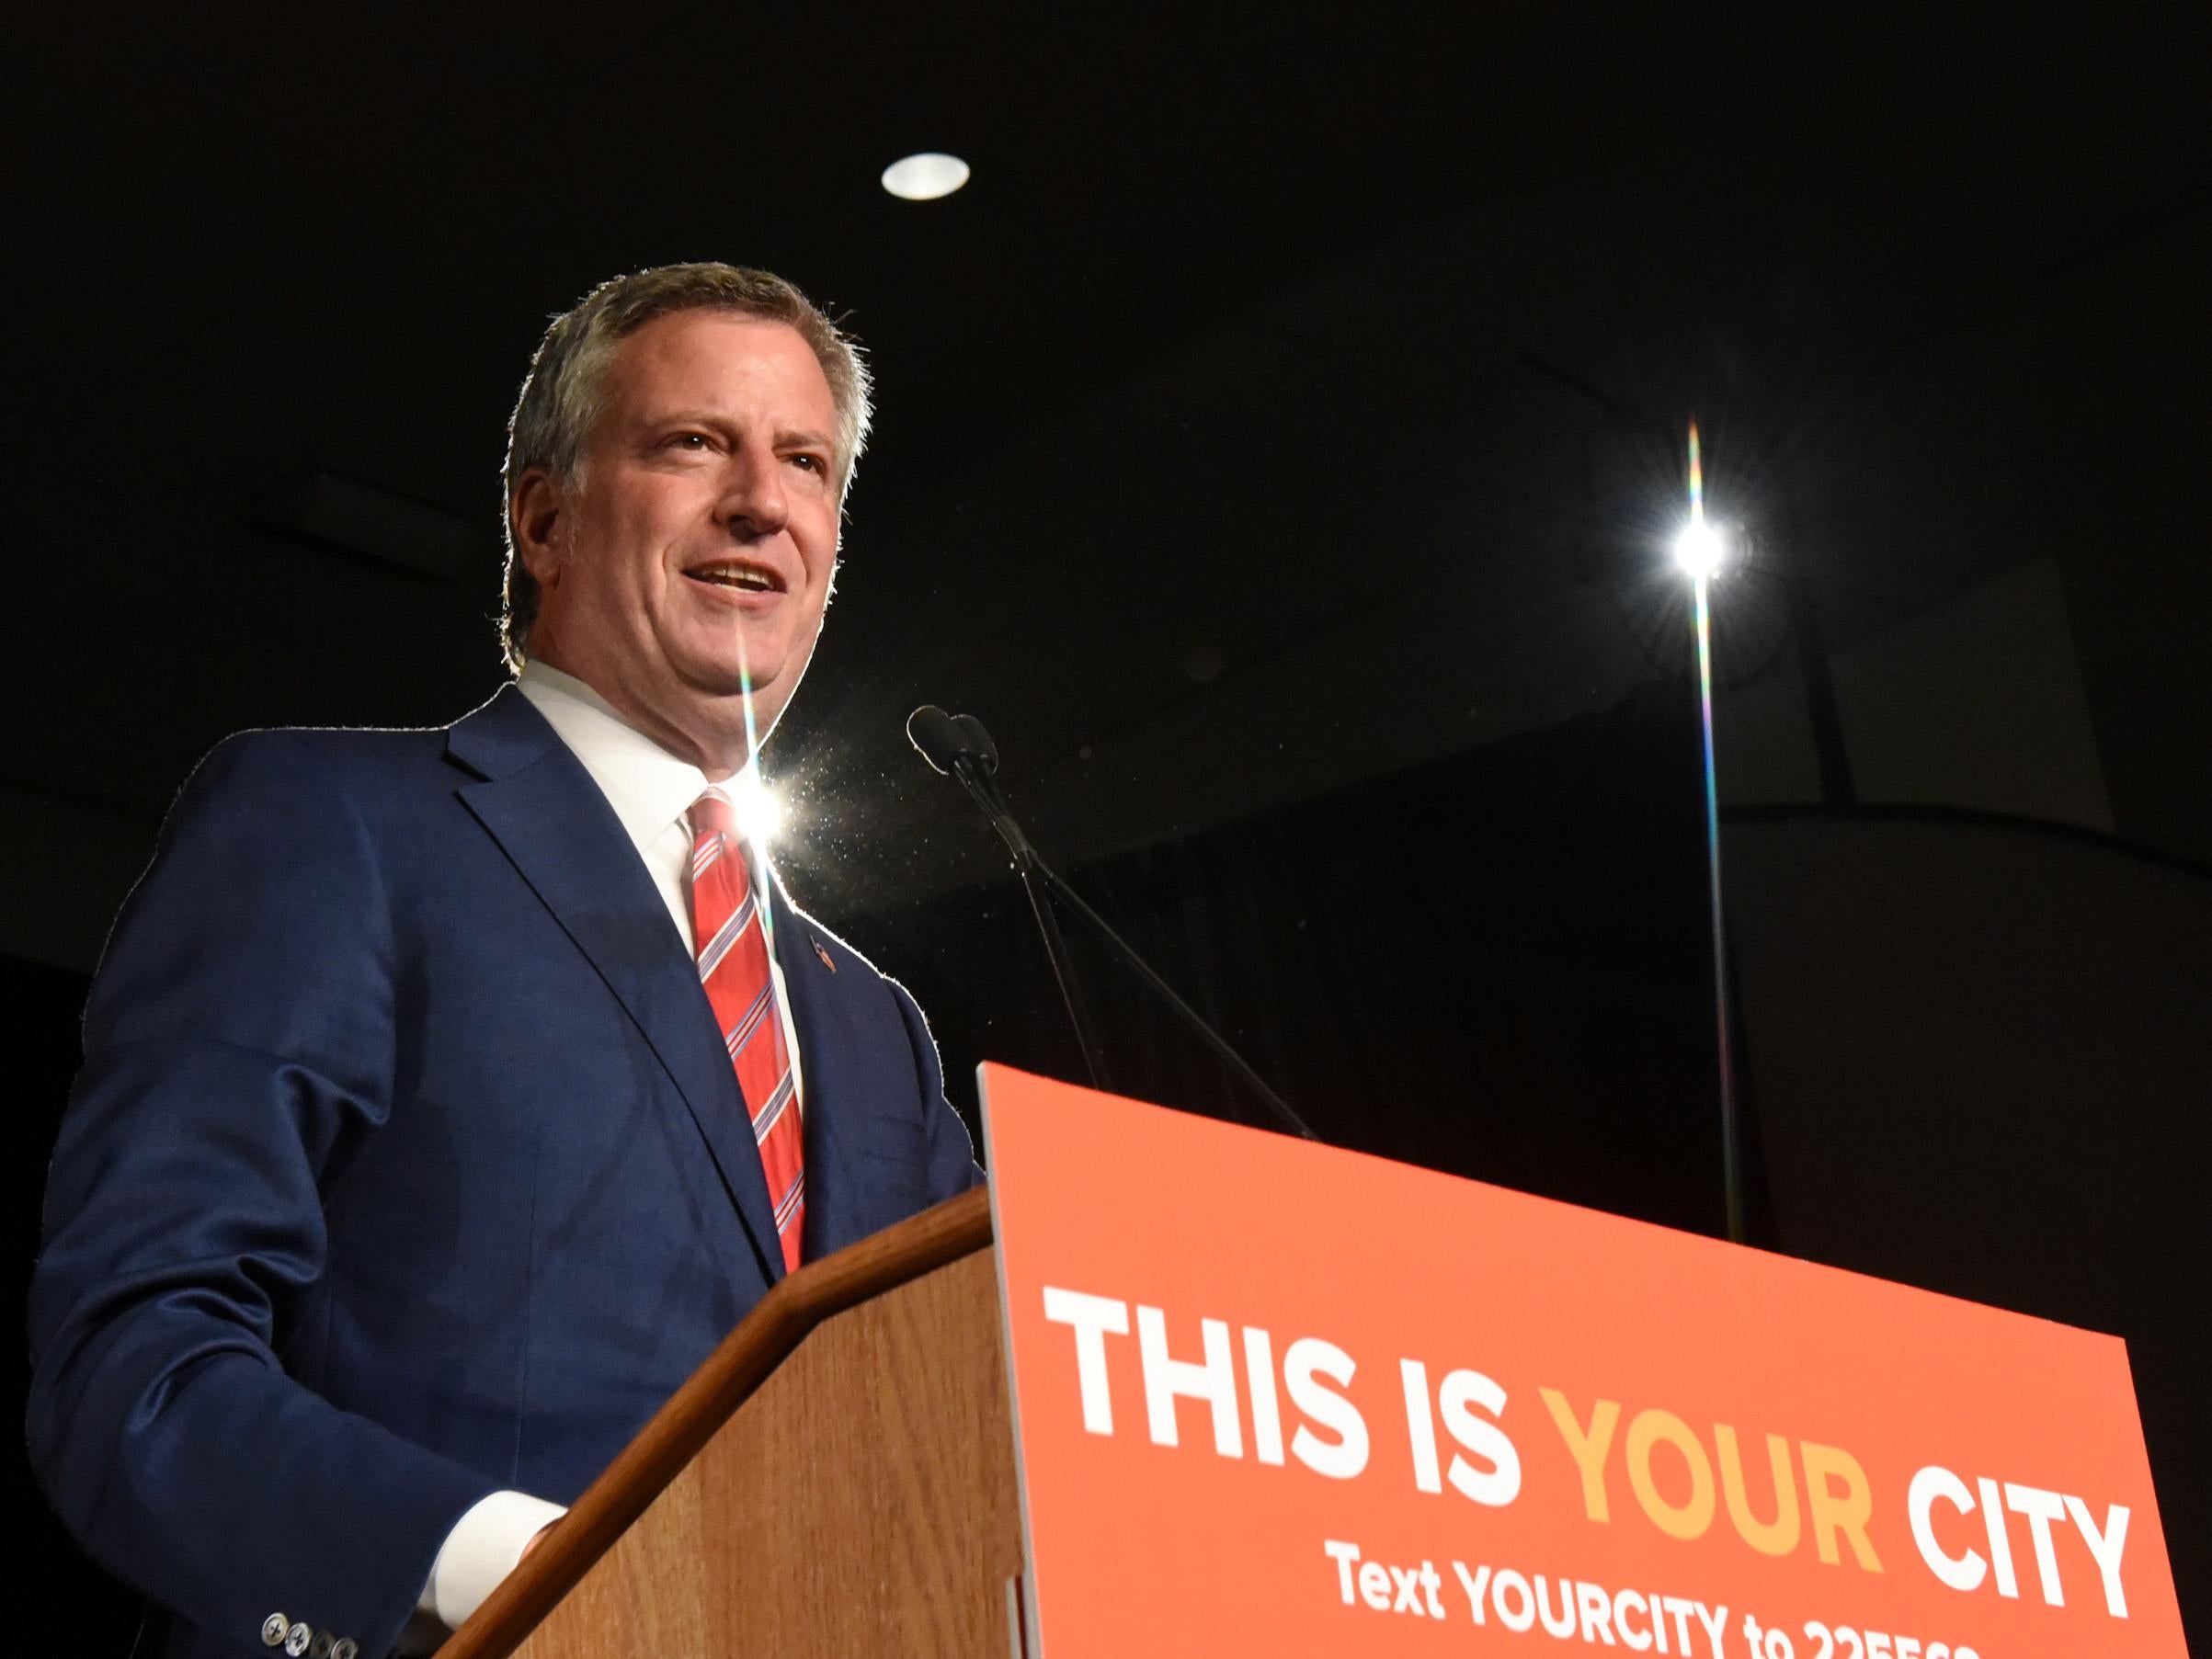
left=685, top=560, right=785, bottom=594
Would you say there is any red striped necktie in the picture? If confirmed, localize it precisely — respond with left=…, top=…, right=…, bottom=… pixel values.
left=687, top=788, right=804, bottom=1273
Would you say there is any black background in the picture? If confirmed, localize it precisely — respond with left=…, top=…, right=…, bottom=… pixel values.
left=9, top=5, right=2208, bottom=1650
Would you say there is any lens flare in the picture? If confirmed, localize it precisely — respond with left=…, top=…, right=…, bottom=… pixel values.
left=731, top=637, right=786, bottom=943
left=734, top=768, right=786, bottom=847
left=1672, top=520, right=1727, bottom=580
left=1683, top=420, right=1742, bottom=1244
left=735, top=635, right=762, bottom=809
left=1687, top=419, right=1705, bottom=521
left=1672, top=423, right=1728, bottom=579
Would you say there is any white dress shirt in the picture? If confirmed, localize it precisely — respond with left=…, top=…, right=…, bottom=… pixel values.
left=410, top=661, right=804, bottom=1640
left=514, top=659, right=804, bottom=1095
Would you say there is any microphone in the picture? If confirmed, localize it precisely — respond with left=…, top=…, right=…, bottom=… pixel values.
left=905, top=705, right=1004, bottom=803
left=905, top=705, right=973, bottom=776
left=952, top=713, right=998, bottom=778
left=906, top=706, right=1317, bottom=1142
left=908, top=705, right=1021, bottom=851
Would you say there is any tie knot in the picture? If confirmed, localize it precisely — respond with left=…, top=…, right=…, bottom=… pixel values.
left=690, top=788, right=738, bottom=843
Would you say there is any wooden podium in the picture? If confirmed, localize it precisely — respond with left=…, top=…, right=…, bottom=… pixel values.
left=425, top=1067, right=2189, bottom=1656
left=440, top=1187, right=1018, bottom=1659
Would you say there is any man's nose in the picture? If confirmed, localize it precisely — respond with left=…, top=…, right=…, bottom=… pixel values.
left=717, top=445, right=789, bottom=538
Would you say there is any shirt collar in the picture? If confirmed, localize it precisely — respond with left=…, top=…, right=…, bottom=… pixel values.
left=515, top=659, right=753, bottom=858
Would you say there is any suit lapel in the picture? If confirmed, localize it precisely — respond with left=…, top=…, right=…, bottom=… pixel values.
left=771, top=883, right=863, bottom=1259
left=447, top=687, right=786, bottom=1286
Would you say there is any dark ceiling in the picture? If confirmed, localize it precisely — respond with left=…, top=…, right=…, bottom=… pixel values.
left=6, top=4, right=2207, bottom=932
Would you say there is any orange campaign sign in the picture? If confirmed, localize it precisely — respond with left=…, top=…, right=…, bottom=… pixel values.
left=980, top=1064, right=2185, bottom=1658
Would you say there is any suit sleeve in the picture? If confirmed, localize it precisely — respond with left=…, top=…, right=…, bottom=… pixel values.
left=25, top=733, right=497, bottom=1658
left=885, top=974, right=986, bottom=1199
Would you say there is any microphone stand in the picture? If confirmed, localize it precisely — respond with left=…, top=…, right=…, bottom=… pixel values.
left=944, top=756, right=1318, bottom=1143
left=954, top=754, right=1109, bottom=1092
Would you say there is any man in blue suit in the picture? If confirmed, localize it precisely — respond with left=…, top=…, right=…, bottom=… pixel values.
left=28, top=264, right=981, bottom=1659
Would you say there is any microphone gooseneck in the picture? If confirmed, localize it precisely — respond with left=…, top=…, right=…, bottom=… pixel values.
left=909, top=704, right=1100, bottom=1086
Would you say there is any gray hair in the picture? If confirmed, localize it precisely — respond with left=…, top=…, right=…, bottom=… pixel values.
left=499, top=262, right=873, bottom=670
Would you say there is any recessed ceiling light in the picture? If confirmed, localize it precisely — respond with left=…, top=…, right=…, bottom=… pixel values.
left=881, top=152, right=971, bottom=201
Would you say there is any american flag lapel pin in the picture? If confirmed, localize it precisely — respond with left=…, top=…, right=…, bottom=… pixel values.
left=812, top=937, right=837, bottom=972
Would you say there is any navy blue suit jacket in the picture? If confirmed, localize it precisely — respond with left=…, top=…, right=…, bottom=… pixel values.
left=27, top=687, right=981, bottom=1658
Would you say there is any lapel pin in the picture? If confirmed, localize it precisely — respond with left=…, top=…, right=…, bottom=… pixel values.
left=813, top=937, right=837, bottom=972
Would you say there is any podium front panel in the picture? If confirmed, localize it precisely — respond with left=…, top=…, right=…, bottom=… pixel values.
left=982, top=1063, right=2183, bottom=1658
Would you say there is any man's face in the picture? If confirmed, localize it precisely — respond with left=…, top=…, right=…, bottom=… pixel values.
left=517, top=310, right=843, bottom=772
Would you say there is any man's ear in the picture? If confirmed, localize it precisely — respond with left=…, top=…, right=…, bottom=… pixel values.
left=511, top=469, right=568, bottom=585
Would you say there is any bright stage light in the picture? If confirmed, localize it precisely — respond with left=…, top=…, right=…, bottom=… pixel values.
left=881, top=153, right=971, bottom=201
left=1679, top=419, right=1742, bottom=1243
left=734, top=770, right=787, bottom=847
left=1672, top=519, right=1727, bottom=581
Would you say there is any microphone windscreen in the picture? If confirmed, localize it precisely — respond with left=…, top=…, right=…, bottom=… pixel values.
left=953, top=713, right=1000, bottom=776
left=906, top=705, right=967, bottom=775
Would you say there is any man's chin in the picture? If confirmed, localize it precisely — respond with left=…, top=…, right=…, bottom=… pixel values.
left=667, top=638, right=770, bottom=696
left=665, top=628, right=810, bottom=733
left=674, top=659, right=786, bottom=722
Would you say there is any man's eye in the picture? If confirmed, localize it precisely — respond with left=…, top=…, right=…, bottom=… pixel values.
left=791, top=454, right=825, bottom=473
left=667, top=432, right=711, bottom=450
